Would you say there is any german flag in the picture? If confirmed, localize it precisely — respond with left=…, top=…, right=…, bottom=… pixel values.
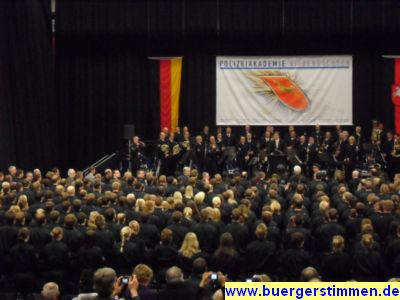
left=150, top=57, right=183, bottom=132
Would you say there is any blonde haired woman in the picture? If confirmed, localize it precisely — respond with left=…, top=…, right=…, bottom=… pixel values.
left=178, top=232, right=207, bottom=274
left=224, top=189, right=237, bottom=206
left=112, top=226, right=141, bottom=275
left=353, top=234, right=383, bottom=281
left=321, top=235, right=351, bottom=281
left=87, top=211, right=100, bottom=230
left=179, top=232, right=201, bottom=258
left=270, top=200, right=284, bottom=228
left=194, top=191, right=206, bottom=208
left=182, top=206, right=196, bottom=229
left=129, top=220, right=146, bottom=254
left=17, top=194, right=29, bottom=212
left=173, top=191, right=183, bottom=205
left=184, top=185, right=194, bottom=201
left=43, top=227, right=69, bottom=284
left=135, top=198, right=145, bottom=212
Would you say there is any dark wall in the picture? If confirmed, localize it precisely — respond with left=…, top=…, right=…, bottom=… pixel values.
left=1, top=0, right=400, bottom=170
left=0, top=0, right=58, bottom=171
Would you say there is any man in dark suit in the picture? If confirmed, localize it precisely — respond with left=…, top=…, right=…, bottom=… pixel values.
left=279, top=232, right=312, bottom=281
left=223, top=208, right=250, bottom=256
left=314, top=208, right=346, bottom=252
left=0, top=211, right=18, bottom=277
left=62, top=213, right=84, bottom=254
left=245, top=223, right=276, bottom=276
left=269, top=131, right=286, bottom=154
left=193, top=135, right=206, bottom=174
left=138, top=212, right=160, bottom=249
left=167, top=211, right=189, bottom=248
left=194, top=209, right=220, bottom=254
left=224, top=126, right=236, bottom=147
left=29, top=210, right=51, bottom=255
left=311, top=124, right=324, bottom=147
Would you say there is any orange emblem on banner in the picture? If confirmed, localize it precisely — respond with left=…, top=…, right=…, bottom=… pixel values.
left=261, top=76, right=309, bottom=111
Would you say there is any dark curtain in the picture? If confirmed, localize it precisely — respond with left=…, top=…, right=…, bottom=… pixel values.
left=180, top=55, right=216, bottom=134
left=0, top=0, right=58, bottom=171
left=1, top=0, right=400, bottom=170
left=56, top=41, right=162, bottom=170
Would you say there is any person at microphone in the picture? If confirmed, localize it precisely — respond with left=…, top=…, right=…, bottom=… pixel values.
left=130, top=136, right=146, bottom=174
left=268, top=131, right=286, bottom=155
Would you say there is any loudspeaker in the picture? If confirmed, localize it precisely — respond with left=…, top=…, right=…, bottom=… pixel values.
left=123, top=124, right=135, bottom=139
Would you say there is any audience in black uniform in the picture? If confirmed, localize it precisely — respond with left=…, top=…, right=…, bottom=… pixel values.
left=0, top=124, right=400, bottom=299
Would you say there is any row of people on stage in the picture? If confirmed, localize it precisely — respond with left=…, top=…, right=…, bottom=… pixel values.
left=130, top=123, right=400, bottom=179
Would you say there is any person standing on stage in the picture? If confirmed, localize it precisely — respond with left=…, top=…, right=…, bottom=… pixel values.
left=205, top=136, right=221, bottom=177
left=168, top=133, right=180, bottom=176
left=268, top=131, right=286, bottom=154
left=297, top=135, right=308, bottom=166
left=224, top=126, right=236, bottom=147
left=344, top=136, right=358, bottom=180
left=193, top=135, right=206, bottom=174
left=179, top=130, right=192, bottom=168
left=130, top=136, right=146, bottom=174
left=236, top=136, right=247, bottom=172
left=311, top=124, right=324, bottom=147
left=306, top=136, right=319, bottom=177
left=156, top=132, right=170, bottom=176
left=389, top=133, right=400, bottom=180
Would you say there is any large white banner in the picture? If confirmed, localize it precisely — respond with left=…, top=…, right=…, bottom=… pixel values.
left=216, top=56, right=353, bottom=125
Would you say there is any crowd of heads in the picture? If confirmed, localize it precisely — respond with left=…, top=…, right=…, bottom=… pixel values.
left=1, top=123, right=400, bottom=299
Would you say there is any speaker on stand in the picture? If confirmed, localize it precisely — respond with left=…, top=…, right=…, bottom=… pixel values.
left=123, top=124, right=135, bottom=171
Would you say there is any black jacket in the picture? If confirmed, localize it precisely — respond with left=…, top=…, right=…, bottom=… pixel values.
left=279, top=248, right=312, bottom=281
left=44, top=240, right=70, bottom=271
left=194, top=221, right=220, bottom=254
left=321, top=252, right=352, bottom=281
left=223, top=222, right=250, bottom=255
left=245, top=238, right=276, bottom=275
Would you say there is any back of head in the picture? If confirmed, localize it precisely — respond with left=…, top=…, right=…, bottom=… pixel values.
left=17, top=227, right=30, bottom=243
left=293, top=214, right=304, bottom=227
left=161, top=228, right=173, bottom=244
left=290, top=232, right=305, bottom=249
left=362, top=233, right=374, bottom=249
left=93, top=268, right=117, bottom=297
left=134, top=264, right=154, bottom=285
left=382, top=200, right=394, bottom=213
left=84, top=229, right=96, bottom=247
left=292, top=194, right=304, bottom=208
left=165, top=266, right=184, bottom=284
left=95, top=215, right=106, bottom=229
left=192, top=257, right=207, bottom=274
left=51, top=227, right=63, bottom=241
left=326, top=208, right=338, bottom=221
left=261, top=210, right=273, bottom=223
left=255, top=223, right=268, bottom=240
left=35, top=210, right=47, bottom=225
left=300, top=267, right=319, bottom=282
left=231, top=208, right=241, bottom=222
left=41, top=282, right=60, bottom=300
left=15, top=211, right=25, bottom=225
left=172, top=211, right=183, bottom=224
left=64, top=213, right=77, bottom=229
left=332, top=235, right=345, bottom=253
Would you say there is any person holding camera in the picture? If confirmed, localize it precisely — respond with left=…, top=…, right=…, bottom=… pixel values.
left=90, top=267, right=139, bottom=300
